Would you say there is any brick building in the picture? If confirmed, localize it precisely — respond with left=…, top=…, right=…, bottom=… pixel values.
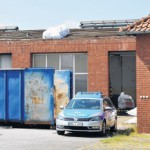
left=0, top=16, right=149, bottom=133
left=120, top=15, right=150, bottom=133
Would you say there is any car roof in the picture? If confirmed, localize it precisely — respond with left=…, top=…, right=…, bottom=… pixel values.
left=75, top=92, right=103, bottom=99
left=73, top=98, right=103, bottom=100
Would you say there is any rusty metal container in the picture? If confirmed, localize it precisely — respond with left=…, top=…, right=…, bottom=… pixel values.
left=24, top=68, right=55, bottom=125
left=0, top=68, right=55, bottom=125
left=54, top=70, right=72, bottom=118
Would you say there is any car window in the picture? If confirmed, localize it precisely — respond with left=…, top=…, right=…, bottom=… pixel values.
left=104, top=98, right=114, bottom=108
left=108, top=99, right=115, bottom=108
left=66, top=99, right=101, bottom=109
left=103, top=98, right=114, bottom=108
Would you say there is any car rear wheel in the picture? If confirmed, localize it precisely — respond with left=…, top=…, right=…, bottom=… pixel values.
left=57, top=131, right=65, bottom=135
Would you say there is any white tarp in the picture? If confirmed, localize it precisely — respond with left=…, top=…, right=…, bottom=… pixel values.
left=42, top=24, right=70, bottom=40
left=125, top=117, right=137, bottom=124
left=127, top=107, right=137, bottom=116
left=118, top=92, right=135, bottom=109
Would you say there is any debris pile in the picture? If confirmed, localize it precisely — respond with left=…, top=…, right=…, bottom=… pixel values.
left=42, top=24, right=70, bottom=39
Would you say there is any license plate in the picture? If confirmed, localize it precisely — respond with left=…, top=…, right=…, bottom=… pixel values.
left=68, top=122, right=83, bottom=126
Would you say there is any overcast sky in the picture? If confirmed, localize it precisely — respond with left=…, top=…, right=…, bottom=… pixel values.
left=0, top=0, right=150, bottom=30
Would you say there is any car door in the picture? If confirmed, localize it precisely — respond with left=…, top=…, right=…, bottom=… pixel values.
left=103, top=98, right=111, bottom=128
left=106, top=98, right=117, bottom=127
left=103, top=98, right=116, bottom=127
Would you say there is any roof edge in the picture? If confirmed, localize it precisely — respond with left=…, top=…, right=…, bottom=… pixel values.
left=122, top=31, right=150, bottom=35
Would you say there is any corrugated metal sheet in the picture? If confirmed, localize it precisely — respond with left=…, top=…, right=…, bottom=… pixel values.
left=24, top=68, right=55, bottom=124
left=7, top=70, right=23, bottom=121
left=0, top=70, right=23, bottom=122
left=54, top=70, right=72, bottom=117
left=0, top=71, right=6, bottom=121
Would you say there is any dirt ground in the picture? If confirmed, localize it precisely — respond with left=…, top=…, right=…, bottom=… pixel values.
left=79, top=114, right=142, bottom=150
left=117, top=114, right=136, bottom=129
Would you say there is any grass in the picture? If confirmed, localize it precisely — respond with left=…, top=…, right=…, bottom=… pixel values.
left=82, top=125, right=150, bottom=150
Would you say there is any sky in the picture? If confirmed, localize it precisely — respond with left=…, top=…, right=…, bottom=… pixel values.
left=0, top=0, right=150, bottom=30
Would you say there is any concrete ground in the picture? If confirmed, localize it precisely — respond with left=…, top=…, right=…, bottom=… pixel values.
left=0, top=115, right=134, bottom=150
left=0, top=126, right=103, bottom=150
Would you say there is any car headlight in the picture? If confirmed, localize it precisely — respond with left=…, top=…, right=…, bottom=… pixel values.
left=57, top=115, right=64, bottom=120
left=89, top=116, right=100, bottom=121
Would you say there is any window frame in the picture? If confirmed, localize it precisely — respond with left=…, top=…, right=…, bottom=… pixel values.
left=0, top=54, right=12, bottom=69
left=32, top=53, right=88, bottom=96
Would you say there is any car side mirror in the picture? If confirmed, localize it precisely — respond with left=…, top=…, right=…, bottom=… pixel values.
left=104, top=106, right=112, bottom=111
left=59, top=105, right=64, bottom=109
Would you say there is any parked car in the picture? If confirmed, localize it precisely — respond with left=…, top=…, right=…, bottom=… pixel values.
left=56, top=92, right=117, bottom=135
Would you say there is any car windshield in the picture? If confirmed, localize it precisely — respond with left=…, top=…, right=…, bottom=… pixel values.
left=65, top=99, right=101, bottom=109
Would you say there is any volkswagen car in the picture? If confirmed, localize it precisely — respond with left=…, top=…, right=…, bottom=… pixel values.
left=56, top=92, right=117, bottom=135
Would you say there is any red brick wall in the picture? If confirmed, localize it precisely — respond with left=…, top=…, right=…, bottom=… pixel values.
left=136, top=34, right=150, bottom=133
left=2, top=35, right=150, bottom=133
left=0, top=36, right=136, bottom=96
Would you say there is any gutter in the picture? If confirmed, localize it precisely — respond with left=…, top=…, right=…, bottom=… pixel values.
left=119, top=31, right=150, bottom=35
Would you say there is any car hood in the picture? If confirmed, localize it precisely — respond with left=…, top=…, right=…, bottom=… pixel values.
left=62, top=109, right=102, bottom=118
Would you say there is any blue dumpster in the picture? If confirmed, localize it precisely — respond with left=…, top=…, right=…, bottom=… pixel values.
left=0, top=71, right=5, bottom=121
left=0, top=68, right=55, bottom=125
left=24, top=68, right=55, bottom=125
left=0, top=69, right=23, bottom=122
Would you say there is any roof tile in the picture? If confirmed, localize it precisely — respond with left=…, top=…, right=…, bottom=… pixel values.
left=148, top=24, right=150, bottom=28
left=142, top=23, right=148, bottom=28
left=146, top=27, right=150, bottom=31
left=119, top=15, right=150, bottom=33
left=141, top=27, right=147, bottom=31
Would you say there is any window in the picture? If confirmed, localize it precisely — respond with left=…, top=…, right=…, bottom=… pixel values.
left=47, top=54, right=59, bottom=69
left=32, top=53, right=88, bottom=95
left=66, top=99, right=101, bottom=109
left=75, top=74, right=87, bottom=93
left=33, top=54, right=46, bottom=67
left=61, top=54, right=73, bottom=71
left=104, top=98, right=114, bottom=108
left=0, top=54, right=12, bottom=68
left=75, top=54, right=87, bottom=73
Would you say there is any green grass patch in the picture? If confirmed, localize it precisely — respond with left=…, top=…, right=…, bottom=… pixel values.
left=101, top=127, right=150, bottom=150
left=83, top=126, right=150, bottom=150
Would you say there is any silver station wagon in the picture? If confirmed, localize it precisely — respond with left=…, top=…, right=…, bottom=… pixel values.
left=56, top=92, right=117, bottom=135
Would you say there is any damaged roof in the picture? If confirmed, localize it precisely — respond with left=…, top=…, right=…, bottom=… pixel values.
left=0, top=28, right=125, bottom=40
left=119, top=14, right=150, bottom=34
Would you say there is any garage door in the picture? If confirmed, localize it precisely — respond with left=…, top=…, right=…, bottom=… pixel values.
left=109, top=52, right=136, bottom=108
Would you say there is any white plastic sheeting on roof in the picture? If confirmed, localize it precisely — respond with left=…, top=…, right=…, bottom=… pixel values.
left=42, top=24, right=70, bottom=39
